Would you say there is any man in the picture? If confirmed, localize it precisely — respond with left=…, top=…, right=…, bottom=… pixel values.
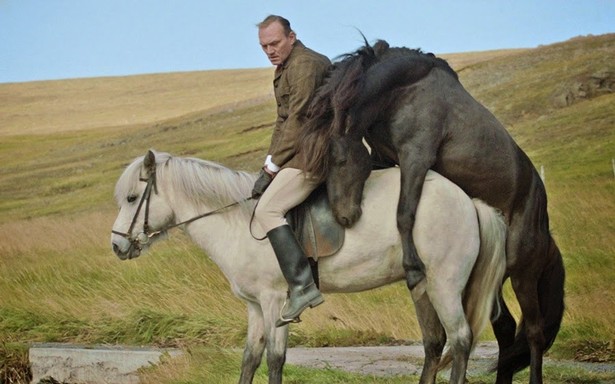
left=252, top=15, right=331, bottom=327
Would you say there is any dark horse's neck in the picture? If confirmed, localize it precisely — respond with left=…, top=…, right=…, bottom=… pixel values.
left=308, top=39, right=458, bottom=139
left=358, top=44, right=457, bottom=107
left=297, top=39, right=458, bottom=181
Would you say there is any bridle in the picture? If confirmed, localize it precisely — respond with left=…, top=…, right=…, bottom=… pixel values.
left=111, top=172, right=252, bottom=252
left=111, top=173, right=161, bottom=251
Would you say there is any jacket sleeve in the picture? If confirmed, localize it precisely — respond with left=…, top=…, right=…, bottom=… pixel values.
left=269, top=56, right=328, bottom=168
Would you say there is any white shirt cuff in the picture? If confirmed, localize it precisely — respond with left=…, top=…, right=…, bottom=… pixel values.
left=264, top=155, right=280, bottom=172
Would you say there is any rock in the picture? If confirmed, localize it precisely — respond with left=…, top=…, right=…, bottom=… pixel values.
left=29, top=343, right=182, bottom=384
left=551, top=68, right=614, bottom=107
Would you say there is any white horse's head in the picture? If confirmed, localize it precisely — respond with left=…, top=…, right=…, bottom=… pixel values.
left=111, top=150, right=174, bottom=260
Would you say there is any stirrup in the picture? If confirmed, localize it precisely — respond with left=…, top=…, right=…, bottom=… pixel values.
left=275, top=293, right=324, bottom=327
left=275, top=298, right=303, bottom=327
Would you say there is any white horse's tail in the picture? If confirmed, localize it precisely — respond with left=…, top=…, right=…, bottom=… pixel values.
left=464, top=199, right=507, bottom=348
left=439, top=199, right=507, bottom=369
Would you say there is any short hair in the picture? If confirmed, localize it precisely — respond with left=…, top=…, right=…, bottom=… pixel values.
left=258, top=15, right=292, bottom=36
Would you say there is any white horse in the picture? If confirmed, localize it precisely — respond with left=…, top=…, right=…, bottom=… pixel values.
left=111, top=150, right=506, bottom=384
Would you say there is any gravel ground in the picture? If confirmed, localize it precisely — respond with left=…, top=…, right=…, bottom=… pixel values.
left=285, top=342, right=615, bottom=378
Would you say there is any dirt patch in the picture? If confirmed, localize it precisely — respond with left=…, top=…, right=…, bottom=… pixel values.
left=286, top=342, right=615, bottom=378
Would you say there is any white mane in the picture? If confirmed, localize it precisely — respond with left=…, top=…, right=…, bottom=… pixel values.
left=115, top=151, right=257, bottom=216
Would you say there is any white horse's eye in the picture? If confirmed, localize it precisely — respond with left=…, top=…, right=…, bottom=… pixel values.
left=127, top=195, right=138, bottom=203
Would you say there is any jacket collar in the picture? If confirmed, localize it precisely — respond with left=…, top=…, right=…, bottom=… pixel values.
left=276, top=40, right=305, bottom=73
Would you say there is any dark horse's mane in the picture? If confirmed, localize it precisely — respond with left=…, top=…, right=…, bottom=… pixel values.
left=297, top=39, right=458, bottom=183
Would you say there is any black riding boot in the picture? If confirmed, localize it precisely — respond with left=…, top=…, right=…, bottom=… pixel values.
left=267, top=225, right=324, bottom=327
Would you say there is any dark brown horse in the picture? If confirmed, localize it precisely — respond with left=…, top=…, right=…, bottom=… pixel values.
left=297, top=40, right=565, bottom=384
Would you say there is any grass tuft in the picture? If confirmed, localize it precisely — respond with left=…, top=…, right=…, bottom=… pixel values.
left=0, top=343, right=31, bottom=384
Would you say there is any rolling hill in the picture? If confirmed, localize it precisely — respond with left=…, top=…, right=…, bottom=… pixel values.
left=0, top=33, right=613, bottom=382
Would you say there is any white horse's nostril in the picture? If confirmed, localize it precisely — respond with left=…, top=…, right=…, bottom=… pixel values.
left=112, top=242, right=129, bottom=259
left=112, top=240, right=134, bottom=260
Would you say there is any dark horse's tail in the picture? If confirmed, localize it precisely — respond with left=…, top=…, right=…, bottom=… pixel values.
left=497, top=236, right=565, bottom=373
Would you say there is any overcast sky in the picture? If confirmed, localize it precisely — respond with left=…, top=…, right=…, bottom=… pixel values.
left=1, top=0, right=614, bottom=83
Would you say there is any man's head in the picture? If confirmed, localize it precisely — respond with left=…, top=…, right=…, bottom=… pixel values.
left=258, top=15, right=296, bottom=66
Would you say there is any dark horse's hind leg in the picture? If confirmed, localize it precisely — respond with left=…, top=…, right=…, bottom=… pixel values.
left=497, top=178, right=564, bottom=384
left=503, top=219, right=547, bottom=384
left=492, top=291, right=517, bottom=384
left=510, top=272, right=545, bottom=384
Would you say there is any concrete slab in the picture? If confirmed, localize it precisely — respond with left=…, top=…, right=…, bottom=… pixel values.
left=29, top=343, right=182, bottom=384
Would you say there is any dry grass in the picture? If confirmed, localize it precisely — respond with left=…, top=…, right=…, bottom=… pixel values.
left=0, top=34, right=614, bottom=383
left=0, top=216, right=247, bottom=346
left=440, top=48, right=530, bottom=72
left=0, top=68, right=273, bottom=136
left=0, top=49, right=525, bottom=138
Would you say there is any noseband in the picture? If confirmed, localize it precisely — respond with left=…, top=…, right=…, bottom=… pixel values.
left=111, top=172, right=253, bottom=251
left=111, top=173, right=160, bottom=251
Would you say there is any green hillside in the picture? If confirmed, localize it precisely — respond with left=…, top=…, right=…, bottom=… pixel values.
left=0, top=34, right=613, bottom=382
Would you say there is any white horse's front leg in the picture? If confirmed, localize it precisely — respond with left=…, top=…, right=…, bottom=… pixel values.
left=262, top=291, right=289, bottom=384
left=239, top=302, right=266, bottom=384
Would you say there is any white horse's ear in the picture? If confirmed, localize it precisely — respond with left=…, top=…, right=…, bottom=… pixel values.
left=144, top=150, right=156, bottom=177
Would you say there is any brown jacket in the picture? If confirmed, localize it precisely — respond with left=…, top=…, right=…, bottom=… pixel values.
left=268, top=40, right=330, bottom=170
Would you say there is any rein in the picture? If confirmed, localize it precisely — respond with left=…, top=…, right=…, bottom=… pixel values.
left=168, top=197, right=253, bottom=231
left=111, top=173, right=253, bottom=248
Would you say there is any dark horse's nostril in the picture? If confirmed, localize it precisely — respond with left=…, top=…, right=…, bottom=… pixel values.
left=112, top=243, right=121, bottom=255
left=339, top=216, right=351, bottom=228
left=345, top=210, right=361, bottom=228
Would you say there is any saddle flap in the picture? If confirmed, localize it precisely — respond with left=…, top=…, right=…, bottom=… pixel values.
left=286, top=185, right=344, bottom=260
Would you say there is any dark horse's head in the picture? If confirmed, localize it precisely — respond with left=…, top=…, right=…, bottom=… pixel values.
left=297, top=39, right=455, bottom=227
left=295, top=39, right=385, bottom=227
left=327, top=135, right=372, bottom=227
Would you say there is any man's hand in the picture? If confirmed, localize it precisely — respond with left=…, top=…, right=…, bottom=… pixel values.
left=252, top=167, right=276, bottom=198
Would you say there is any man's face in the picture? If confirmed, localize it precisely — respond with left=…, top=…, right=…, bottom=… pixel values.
left=259, top=21, right=296, bottom=66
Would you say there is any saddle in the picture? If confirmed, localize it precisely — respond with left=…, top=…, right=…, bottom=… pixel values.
left=286, top=184, right=344, bottom=261
left=285, top=155, right=392, bottom=261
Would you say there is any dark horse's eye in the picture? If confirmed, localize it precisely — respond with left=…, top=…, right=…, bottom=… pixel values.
left=336, top=158, right=347, bottom=166
left=127, top=195, right=138, bottom=203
